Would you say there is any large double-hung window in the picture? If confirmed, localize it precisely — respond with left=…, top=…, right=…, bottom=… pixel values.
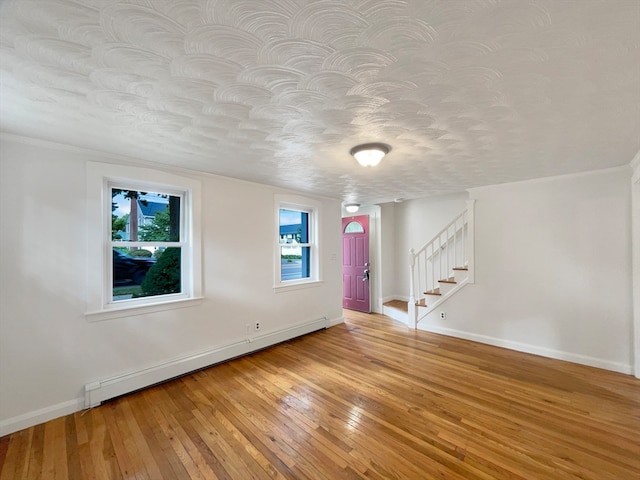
left=86, top=162, right=202, bottom=320
left=110, top=187, right=183, bottom=301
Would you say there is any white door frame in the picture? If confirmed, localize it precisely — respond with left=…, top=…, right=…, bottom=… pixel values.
left=631, top=151, right=640, bottom=379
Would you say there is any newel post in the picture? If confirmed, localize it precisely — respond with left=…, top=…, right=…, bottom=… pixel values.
left=408, top=248, right=417, bottom=329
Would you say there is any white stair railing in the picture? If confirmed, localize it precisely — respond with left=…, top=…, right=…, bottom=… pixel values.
left=408, top=200, right=475, bottom=328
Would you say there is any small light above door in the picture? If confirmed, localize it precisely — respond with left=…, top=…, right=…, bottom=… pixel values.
left=345, top=203, right=360, bottom=213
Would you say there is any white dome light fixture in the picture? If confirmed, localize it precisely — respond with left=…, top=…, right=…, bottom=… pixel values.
left=350, top=143, right=390, bottom=167
left=345, top=203, right=360, bottom=213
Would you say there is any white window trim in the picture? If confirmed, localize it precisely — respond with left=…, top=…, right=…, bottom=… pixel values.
left=85, top=162, right=202, bottom=321
left=273, top=194, right=322, bottom=291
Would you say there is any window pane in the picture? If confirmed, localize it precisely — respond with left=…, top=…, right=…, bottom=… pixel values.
left=344, top=221, right=364, bottom=233
left=113, top=247, right=181, bottom=301
left=112, top=189, right=180, bottom=242
left=281, top=246, right=310, bottom=281
left=279, top=209, right=308, bottom=244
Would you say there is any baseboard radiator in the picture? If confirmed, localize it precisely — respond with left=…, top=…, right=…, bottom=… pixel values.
left=85, top=317, right=328, bottom=408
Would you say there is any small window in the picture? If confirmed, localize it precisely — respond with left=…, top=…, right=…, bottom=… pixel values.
left=279, top=208, right=310, bottom=281
left=344, top=221, right=364, bottom=233
left=274, top=194, right=321, bottom=289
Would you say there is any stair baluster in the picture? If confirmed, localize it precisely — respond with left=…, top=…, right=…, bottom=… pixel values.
left=409, top=200, right=475, bottom=328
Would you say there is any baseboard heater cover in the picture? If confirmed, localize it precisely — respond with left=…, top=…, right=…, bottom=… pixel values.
left=85, top=317, right=329, bottom=408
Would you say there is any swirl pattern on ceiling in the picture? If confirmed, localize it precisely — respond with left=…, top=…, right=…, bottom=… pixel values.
left=0, top=0, right=639, bottom=203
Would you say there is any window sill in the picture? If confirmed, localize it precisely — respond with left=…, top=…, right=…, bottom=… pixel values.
left=273, top=280, right=323, bottom=293
left=85, top=297, right=203, bottom=322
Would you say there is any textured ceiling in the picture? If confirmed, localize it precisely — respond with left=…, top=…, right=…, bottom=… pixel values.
left=1, top=0, right=639, bottom=205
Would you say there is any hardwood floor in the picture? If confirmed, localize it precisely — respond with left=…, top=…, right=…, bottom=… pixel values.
left=1, top=309, right=639, bottom=479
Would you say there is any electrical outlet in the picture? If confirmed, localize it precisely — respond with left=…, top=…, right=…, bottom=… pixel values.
left=439, top=311, right=446, bottom=320
left=255, top=322, right=261, bottom=331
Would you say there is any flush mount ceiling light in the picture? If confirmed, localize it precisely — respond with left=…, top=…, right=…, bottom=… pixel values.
left=345, top=203, right=360, bottom=213
left=350, top=143, right=390, bottom=167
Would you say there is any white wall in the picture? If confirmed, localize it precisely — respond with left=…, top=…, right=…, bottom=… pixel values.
left=631, top=152, right=640, bottom=378
left=379, top=202, right=396, bottom=303
left=0, top=135, right=343, bottom=434
left=392, top=193, right=469, bottom=299
left=416, top=168, right=634, bottom=373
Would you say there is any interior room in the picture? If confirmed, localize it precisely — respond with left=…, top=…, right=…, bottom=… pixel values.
left=1, top=1, right=639, bottom=478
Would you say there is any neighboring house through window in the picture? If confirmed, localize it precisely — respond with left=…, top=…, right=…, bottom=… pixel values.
left=113, top=197, right=172, bottom=241
left=86, top=162, right=202, bottom=320
left=111, top=188, right=183, bottom=301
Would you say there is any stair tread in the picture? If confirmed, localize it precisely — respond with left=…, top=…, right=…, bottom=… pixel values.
left=438, top=277, right=457, bottom=284
left=452, top=266, right=468, bottom=271
left=383, top=300, right=408, bottom=313
left=424, top=288, right=441, bottom=295
left=416, top=299, right=428, bottom=307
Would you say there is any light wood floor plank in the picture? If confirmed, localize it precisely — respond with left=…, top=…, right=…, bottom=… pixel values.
left=1, top=309, right=639, bottom=479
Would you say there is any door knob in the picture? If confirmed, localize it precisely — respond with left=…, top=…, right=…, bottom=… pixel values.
left=363, top=269, right=369, bottom=281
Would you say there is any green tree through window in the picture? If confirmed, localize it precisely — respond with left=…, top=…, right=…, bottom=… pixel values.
left=111, top=189, right=182, bottom=301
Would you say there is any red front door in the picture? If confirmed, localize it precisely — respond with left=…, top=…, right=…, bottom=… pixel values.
left=342, top=215, right=370, bottom=312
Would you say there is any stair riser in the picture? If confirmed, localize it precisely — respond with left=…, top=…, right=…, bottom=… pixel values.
left=423, top=271, right=468, bottom=297
left=382, top=305, right=409, bottom=325
left=437, top=281, right=456, bottom=295
left=449, top=271, right=469, bottom=282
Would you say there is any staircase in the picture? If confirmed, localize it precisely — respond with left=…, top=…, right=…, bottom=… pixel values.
left=384, top=200, right=475, bottom=328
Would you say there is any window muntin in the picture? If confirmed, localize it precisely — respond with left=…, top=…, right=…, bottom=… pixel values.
left=112, top=190, right=181, bottom=243
left=110, top=187, right=185, bottom=303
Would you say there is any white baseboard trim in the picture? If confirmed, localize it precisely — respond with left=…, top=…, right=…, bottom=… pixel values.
left=0, top=316, right=339, bottom=436
left=382, top=295, right=404, bottom=304
left=85, top=316, right=333, bottom=408
left=384, top=295, right=409, bottom=303
left=327, top=316, right=345, bottom=327
left=417, top=324, right=632, bottom=374
left=0, top=397, right=84, bottom=437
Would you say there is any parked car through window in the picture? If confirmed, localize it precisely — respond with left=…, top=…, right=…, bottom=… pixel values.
left=112, top=249, right=155, bottom=285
